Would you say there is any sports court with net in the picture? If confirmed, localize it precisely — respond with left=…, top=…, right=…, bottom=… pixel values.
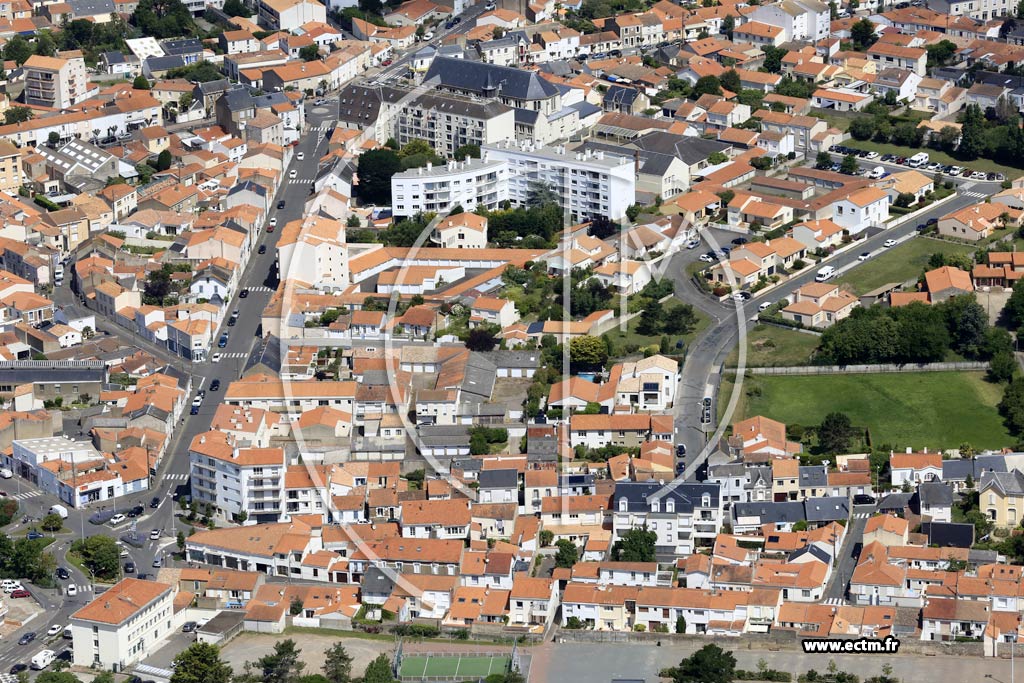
left=397, top=653, right=511, bottom=680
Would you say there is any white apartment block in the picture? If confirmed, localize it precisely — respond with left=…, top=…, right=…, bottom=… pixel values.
left=748, top=0, right=830, bottom=43
left=24, top=55, right=90, bottom=110
left=613, top=482, right=724, bottom=556
left=482, top=141, right=636, bottom=222
left=189, top=431, right=286, bottom=525
left=70, top=578, right=176, bottom=672
left=930, top=0, right=1010, bottom=19
left=391, top=93, right=516, bottom=159
left=391, top=157, right=509, bottom=218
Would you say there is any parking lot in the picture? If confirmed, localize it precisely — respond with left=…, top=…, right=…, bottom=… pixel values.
left=830, top=144, right=1006, bottom=182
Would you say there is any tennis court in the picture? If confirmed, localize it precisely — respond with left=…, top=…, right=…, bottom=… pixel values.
left=398, top=653, right=511, bottom=680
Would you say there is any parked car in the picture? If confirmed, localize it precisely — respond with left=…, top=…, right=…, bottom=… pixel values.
left=46, top=625, right=63, bottom=637
left=883, top=239, right=897, bottom=248
left=10, top=664, right=27, bottom=674
left=128, top=505, right=144, bottom=518
left=190, top=405, right=199, bottom=415
left=11, top=589, right=30, bottom=599
left=18, top=633, right=35, bottom=645
left=685, top=239, right=700, bottom=249
left=26, top=529, right=43, bottom=540
left=109, top=514, right=126, bottom=525
left=381, top=59, right=392, bottom=66
left=758, top=301, right=773, bottom=312
left=258, top=245, right=267, bottom=254
left=182, top=622, right=197, bottom=633
left=276, top=200, right=285, bottom=210
left=732, top=291, right=751, bottom=301
left=858, top=252, right=870, bottom=261
left=218, top=334, right=228, bottom=348
left=297, top=152, right=304, bottom=161
left=123, top=562, right=135, bottom=574
left=853, top=494, right=877, bottom=505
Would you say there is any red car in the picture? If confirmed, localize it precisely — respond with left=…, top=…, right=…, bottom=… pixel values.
left=381, top=59, right=393, bottom=66
left=10, top=589, right=30, bottom=598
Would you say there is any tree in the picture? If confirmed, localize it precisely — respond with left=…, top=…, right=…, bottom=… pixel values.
left=894, top=192, right=916, bottom=208
left=362, top=654, right=395, bottom=683
left=2, top=35, right=32, bottom=65
left=818, top=412, right=854, bottom=453
left=569, top=335, right=608, bottom=371
left=131, top=0, right=196, bottom=39
left=465, top=327, right=497, bottom=352
left=1007, top=278, right=1024, bottom=328
left=1001, top=377, right=1024, bottom=434
left=611, top=526, right=657, bottom=562
left=171, top=643, right=233, bottom=683
left=675, top=615, right=686, bottom=633
left=40, top=513, right=62, bottom=532
left=156, top=149, right=173, bottom=171
left=223, top=0, right=252, bottom=16
left=762, top=45, right=787, bottom=73
left=666, top=644, right=737, bottom=683
left=133, top=75, right=150, bottom=90
left=257, top=639, right=304, bottom=683
left=990, top=351, right=1018, bottom=384
left=720, top=69, right=741, bottom=94
left=356, top=149, right=401, bottom=205
left=926, top=39, right=958, bottom=68
left=891, top=121, right=924, bottom=148
left=4, top=106, right=32, bottom=125
left=840, top=154, right=859, bottom=175
left=851, top=18, right=877, bottom=50
left=454, top=144, right=480, bottom=160
left=322, top=644, right=353, bottom=683
left=554, top=539, right=578, bottom=568
left=693, top=75, right=722, bottom=97
left=525, top=179, right=560, bottom=207
left=177, top=530, right=186, bottom=551
left=815, top=151, right=833, bottom=169
left=959, top=104, right=986, bottom=160
left=299, top=44, right=320, bottom=61
left=70, top=534, right=119, bottom=580
left=721, top=13, right=735, bottom=39
left=539, top=529, right=554, bottom=547
left=637, top=299, right=665, bottom=335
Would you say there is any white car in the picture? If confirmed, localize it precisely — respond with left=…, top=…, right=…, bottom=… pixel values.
left=46, top=625, right=63, bottom=637
left=858, top=252, right=870, bottom=261
left=191, top=396, right=202, bottom=407
left=3, top=582, right=23, bottom=593
left=971, top=171, right=987, bottom=180
left=423, top=31, right=434, bottom=40
left=269, top=217, right=278, bottom=228
left=883, top=239, right=898, bottom=248
left=150, top=529, right=161, bottom=540
left=685, top=239, right=700, bottom=249
left=864, top=151, right=878, bottom=160
left=109, top=514, right=126, bottom=525
left=297, top=152, right=304, bottom=161
left=289, top=169, right=297, bottom=179
left=698, top=253, right=714, bottom=263
left=211, top=353, right=222, bottom=363
left=66, top=585, right=77, bottom=597
left=758, top=302, right=772, bottom=312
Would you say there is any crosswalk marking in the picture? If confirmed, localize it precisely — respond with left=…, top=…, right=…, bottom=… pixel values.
left=288, top=177, right=316, bottom=184
left=216, top=352, right=248, bottom=359
left=164, top=473, right=189, bottom=482
left=822, top=598, right=843, bottom=606
left=960, top=190, right=988, bottom=199
left=13, top=490, right=41, bottom=501
left=853, top=512, right=870, bottom=519
left=307, top=124, right=334, bottom=132
left=246, top=286, right=274, bottom=293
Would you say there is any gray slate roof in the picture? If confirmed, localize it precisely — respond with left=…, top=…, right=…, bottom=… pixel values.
left=615, top=481, right=720, bottom=513
left=478, top=469, right=518, bottom=489
left=424, top=56, right=560, bottom=101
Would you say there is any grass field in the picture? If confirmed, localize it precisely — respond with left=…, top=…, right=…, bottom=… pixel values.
left=841, top=139, right=1024, bottom=179
left=733, top=371, right=1012, bottom=450
left=399, top=654, right=510, bottom=679
left=725, top=325, right=821, bottom=367
left=836, top=238, right=976, bottom=295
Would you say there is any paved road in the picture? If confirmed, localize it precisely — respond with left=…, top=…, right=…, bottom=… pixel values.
left=371, top=3, right=489, bottom=84
left=823, top=503, right=874, bottom=602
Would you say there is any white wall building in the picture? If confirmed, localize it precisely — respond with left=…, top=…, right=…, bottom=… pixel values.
left=831, top=187, right=890, bottom=235
left=391, top=158, right=509, bottom=218
left=70, top=578, right=176, bottom=672
left=483, top=141, right=636, bottom=222
left=613, top=482, right=723, bottom=556
left=189, top=431, right=287, bottom=525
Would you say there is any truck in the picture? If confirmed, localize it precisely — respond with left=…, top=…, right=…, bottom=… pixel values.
left=908, top=152, right=929, bottom=168
left=48, top=504, right=68, bottom=519
left=815, top=265, right=836, bottom=282
left=31, top=650, right=56, bottom=670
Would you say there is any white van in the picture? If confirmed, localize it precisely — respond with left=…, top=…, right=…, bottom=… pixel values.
left=0, top=467, right=11, bottom=478
left=48, top=504, right=68, bottom=519
left=31, top=650, right=55, bottom=670
left=63, top=625, right=73, bottom=639
left=866, top=166, right=885, bottom=179
left=908, top=152, right=929, bottom=168
left=815, top=266, right=836, bottom=282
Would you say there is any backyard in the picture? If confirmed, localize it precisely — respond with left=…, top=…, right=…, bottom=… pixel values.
left=731, top=371, right=1013, bottom=451
left=841, top=139, right=1024, bottom=179
left=835, top=237, right=976, bottom=295
left=725, top=324, right=821, bottom=367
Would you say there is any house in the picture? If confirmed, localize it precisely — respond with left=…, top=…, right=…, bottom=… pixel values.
left=469, top=297, right=518, bottom=329
left=613, top=480, right=723, bottom=556
left=862, top=515, right=909, bottom=547
left=889, top=451, right=942, bottom=486
left=508, top=576, right=557, bottom=626
left=812, top=88, right=873, bottom=112
left=938, top=202, right=1015, bottom=241
left=790, top=218, right=845, bottom=251
left=429, top=213, right=488, bottom=249
left=781, top=282, right=860, bottom=328
left=914, top=481, right=953, bottom=523
left=923, top=266, right=973, bottom=303
left=878, top=170, right=933, bottom=206
left=979, top=469, right=1024, bottom=527
left=477, top=469, right=518, bottom=504
left=831, top=187, right=889, bottom=235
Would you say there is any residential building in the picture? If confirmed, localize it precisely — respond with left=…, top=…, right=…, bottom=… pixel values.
left=391, top=158, right=509, bottom=218
left=24, top=55, right=90, bottom=110
left=613, top=481, right=723, bottom=556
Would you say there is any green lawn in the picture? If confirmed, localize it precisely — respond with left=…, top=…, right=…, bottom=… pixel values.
left=841, top=139, right=1024, bottom=179
left=605, top=307, right=710, bottom=356
left=726, top=324, right=821, bottom=367
left=734, top=371, right=1013, bottom=451
left=836, top=237, right=976, bottom=295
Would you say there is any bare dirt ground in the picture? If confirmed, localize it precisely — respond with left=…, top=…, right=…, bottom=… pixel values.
left=219, top=631, right=392, bottom=675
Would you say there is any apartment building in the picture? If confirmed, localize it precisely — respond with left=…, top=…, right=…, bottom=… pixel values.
left=70, top=578, right=176, bottom=671
left=0, top=140, right=21, bottom=193
left=188, top=430, right=287, bottom=525
left=391, top=157, right=509, bottom=218
left=392, top=92, right=515, bottom=159
left=613, top=481, right=724, bottom=556
left=24, top=55, right=90, bottom=110
left=483, top=141, right=635, bottom=222
left=748, top=0, right=831, bottom=42
left=929, top=0, right=1010, bottom=19
left=257, top=0, right=326, bottom=31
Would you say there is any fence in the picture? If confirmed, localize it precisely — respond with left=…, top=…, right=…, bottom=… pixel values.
left=747, top=361, right=989, bottom=376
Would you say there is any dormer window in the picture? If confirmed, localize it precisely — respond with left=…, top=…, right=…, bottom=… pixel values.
left=666, top=499, right=675, bottom=513
left=651, top=500, right=660, bottom=513
left=702, top=494, right=711, bottom=507
left=619, top=498, right=628, bottom=512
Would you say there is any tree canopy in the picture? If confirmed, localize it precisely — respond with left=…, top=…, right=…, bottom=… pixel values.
left=357, top=149, right=402, bottom=205
left=611, top=526, right=657, bottom=562
left=171, top=643, right=233, bottom=683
